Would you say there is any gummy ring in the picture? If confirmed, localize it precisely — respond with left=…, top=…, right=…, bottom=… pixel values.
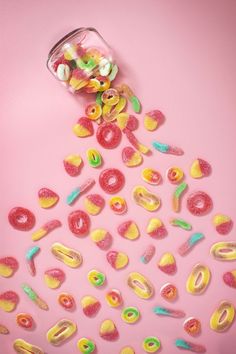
left=87, top=269, right=106, bottom=287
left=85, top=103, right=102, bottom=120
left=58, top=293, right=75, bottom=309
left=8, top=207, right=35, bottom=231
left=187, top=191, right=213, bottom=216
left=47, top=319, right=77, bottom=346
left=13, top=339, right=44, bottom=354
left=109, top=196, right=127, bottom=214
left=16, top=313, right=34, bottom=329
left=97, top=76, right=110, bottom=92
left=160, top=283, right=177, bottom=301
left=132, top=186, right=161, bottom=212
left=183, top=317, right=201, bottom=336
left=86, top=148, right=102, bottom=167
left=101, top=88, right=120, bottom=106
left=186, top=263, right=211, bottom=295
left=167, top=167, right=184, bottom=184
left=77, top=337, right=96, bottom=353
left=68, top=210, right=90, bottom=236
left=142, top=336, right=161, bottom=353
left=99, top=168, right=125, bottom=194
left=142, top=168, right=162, bottom=185
left=210, top=300, right=235, bottom=332
left=127, top=272, right=154, bottom=299
left=96, top=122, right=122, bottom=149
left=105, top=289, right=123, bottom=307
left=121, top=307, right=140, bottom=324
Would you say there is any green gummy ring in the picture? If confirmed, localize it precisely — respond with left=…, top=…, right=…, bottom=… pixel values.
left=88, top=270, right=105, bottom=287
left=77, top=58, right=96, bottom=71
left=122, top=306, right=140, bottom=323
left=81, top=340, right=95, bottom=353
left=143, top=336, right=161, bottom=353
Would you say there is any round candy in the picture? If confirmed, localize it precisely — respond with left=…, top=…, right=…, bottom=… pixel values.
left=77, top=337, right=96, bottom=353
left=63, top=154, right=83, bottom=176
left=101, top=88, right=120, bottom=105
left=212, top=214, right=233, bottom=235
left=183, top=317, right=201, bottom=336
left=167, top=167, right=184, bottom=184
left=120, top=347, right=135, bottom=354
left=16, top=313, right=34, bottom=329
left=223, top=270, right=236, bottom=288
left=160, top=283, right=178, bottom=301
left=144, top=110, right=164, bottom=131
left=81, top=295, right=101, bottom=317
left=121, top=307, right=140, bottom=324
left=0, top=257, right=18, bottom=278
left=73, top=117, right=94, bottom=137
left=109, top=196, right=127, bottom=214
left=86, top=148, right=102, bottom=167
left=146, top=218, right=167, bottom=239
left=187, top=191, right=213, bottom=216
left=97, top=75, right=110, bottom=91
left=132, top=186, right=161, bottom=212
left=127, top=272, right=154, bottom=299
left=190, top=158, right=211, bottom=178
left=38, top=188, right=59, bottom=208
left=186, top=263, right=211, bottom=294
left=158, top=253, right=176, bottom=275
left=118, top=220, right=139, bottom=240
left=88, top=269, right=106, bottom=287
left=8, top=207, right=35, bottom=231
left=107, top=250, right=129, bottom=270
left=141, top=168, right=162, bottom=185
left=58, top=293, right=75, bottom=310
left=99, top=319, right=119, bottom=341
left=0, top=291, right=19, bottom=312
left=105, top=289, right=123, bottom=307
left=44, top=268, right=65, bottom=289
left=210, top=242, right=236, bottom=261
left=51, top=242, right=83, bottom=268
left=142, top=336, right=161, bottom=353
left=99, top=168, right=125, bottom=194
left=210, top=301, right=235, bottom=332
left=84, top=194, right=105, bottom=215
left=122, top=147, right=143, bottom=167
left=96, top=122, right=122, bottom=149
left=85, top=103, right=102, bottom=120
left=90, top=229, right=113, bottom=250
left=47, top=319, right=77, bottom=346
left=68, top=210, right=90, bottom=236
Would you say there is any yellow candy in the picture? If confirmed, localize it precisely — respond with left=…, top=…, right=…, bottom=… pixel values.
left=47, top=319, right=77, bottom=346
left=146, top=218, right=167, bottom=239
left=141, top=168, right=162, bottom=185
left=116, top=112, right=130, bottom=130
left=210, top=242, right=236, bottom=261
left=99, top=319, right=119, bottom=340
left=63, top=44, right=78, bottom=60
left=132, top=186, right=161, bottom=211
left=109, top=196, right=127, bottom=214
left=127, top=272, right=154, bottom=299
left=81, top=295, right=101, bottom=317
left=186, top=264, right=211, bottom=295
left=158, top=252, right=176, bottom=275
left=120, top=347, right=135, bottom=354
left=118, top=220, right=140, bottom=240
left=90, top=229, right=112, bottom=250
left=122, top=146, right=143, bottom=167
left=210, top=301, right=235, bottom=332
left=107, top=250, right=129, bottom=269
left=69, top=76, right=88, bottom=90
left=13, top=338, right=44, bottom=354
left=144, top=110, right=164, bottom=131
left=85, top=103, right=102, bottom=120
left=77, top=337, right=96, bottom=353
left=103, top=97, right=127, bottom=122
left=51, top=242, right=83, bottom=268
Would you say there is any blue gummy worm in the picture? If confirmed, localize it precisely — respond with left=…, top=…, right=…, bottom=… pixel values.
left=175, top=339, right=191, bottom=350
left=26, top=246, right=40, bottom=260
left=153, top=306, right=170, bottom=316
left=66, top=187, right=80, bottom=205
left=152, top=141, right=169, bottom=153
left=189, top=233, right=204, bottom=246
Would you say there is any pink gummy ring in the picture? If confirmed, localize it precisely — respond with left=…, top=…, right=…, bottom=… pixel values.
left=68, top=210, right=90, bottom=236
left=99, top=168, right=125, bottom=194
left=96, top=122, right=122, bottom=149
left=187, top=191, right=213, bottom=216
left=8, top=207, right=35, bottom=231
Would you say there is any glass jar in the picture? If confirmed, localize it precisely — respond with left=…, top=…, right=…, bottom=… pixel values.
left=47, top=27, right=118, bottom=95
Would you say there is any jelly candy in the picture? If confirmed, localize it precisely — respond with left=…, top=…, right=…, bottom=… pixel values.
left=212, top=214, right=233, bottom=235
left=172, top=182, right=188, bottom=212
left=101, top=88, right=120, bottom=105
left=175, top=339, right=206, bottom=353
left=158, top=252, right=176, bottom=275
left=190, top=158, right=211, bottom=179
left=85, top=102, right=102, bottom=120
left=0, top=324, right=9, bottom=334
left=121, top=307, right=140, bottom=324
left=16, top=313, right=34, bottom=329
left=8, top=207, right=35, bottom=231
left=38, top=188, right=59, bottom=209
left=86, top=148, right=102, bottom=167
left=210, top=300, right=235, bottom=332
left=90, top=228, right=113, bottom=250
left=141, top=168, right=162, bottom=185
left=140, top=244, right=156, bottom=264
left=210, top=241, right=236, bottom=261
left=186, top=264, right=211, bottom=295
left=0, top=257, right=18, bottom=278
left=117, top=220, right=140, bottom=240
left=124, top=129, right=150, bottom=154
left=187, top=191, right=213, bottom=216
left=44, top=268, right=65, bottom=289
left=99, top=168, right=125, bottom=194
left=109, top=196, right=127, bottom=214
left=146, top=218, right=167, bottom=238
left=122, top=146, right=143, bottom=167
left=99, top=319, right=119, bottom=341
left=223, top=270, right=236, bottom=288
left=152, top=140, right=184, bottom=155
left=13, top=339, right=44, bottom=354
left=68, top=210, right=90, bottom=236
left=47, top=319, right=77, bottom=346
left=63, top=154, right=83, bottom=176
left=77, top=337, right=96, bottom=353
left=142, top=336, right=161, bottom=353
left=107, top=250, right=129, bottom=269
left=73, top=117, right=94, bottom=137
left=127, top=272, right=154, bottom=299
left=26, top=246, right=40, bottom=276
left=32, top=219, right=61, bottom=241
left=167, top=167, right=184, bottom=184
left=51, top=242, right=83, bottom=268
left=120, top=347, right=135, bottom=354
left=132, top=186, right=161, bottom=211
left=178, top=233, right=205, bottom=256
left=81, top=295, right=101, bottom=317
left=96, top=122, right=122, bottom=148
left=88, top=269, right=106, bottom=287
left=58, top=293, right=75, bottom=310
left=153, top=306, right=185, bottom=318
left=160, top=283, right=178, bottom=301
left=116, top=84, right=141, bottom=113
left=22, top=284, right=48, bottom=310
left=66, top=178, right=95, bottom=205
left=183, top=317, right=201, bottom=336
left=170, top=218, right=192, bottom=230
left=144, top=110, right=164, bottom=131
left=0, top=291, right=19, bottom=312
left=84, top=194, right=105, bottom=215
left=105, top=289, right=123, bottom=307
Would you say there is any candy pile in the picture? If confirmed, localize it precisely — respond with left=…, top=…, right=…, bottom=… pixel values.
left=1, top=44, right=236, bottom=354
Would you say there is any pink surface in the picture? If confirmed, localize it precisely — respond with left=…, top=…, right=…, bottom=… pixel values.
left=1, top=0, right=236, bottom=353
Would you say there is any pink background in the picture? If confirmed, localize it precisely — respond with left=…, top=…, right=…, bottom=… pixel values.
left=1, top=0, right=236, bottom=353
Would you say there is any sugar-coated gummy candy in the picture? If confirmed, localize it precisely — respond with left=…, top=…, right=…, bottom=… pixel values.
left=84, top=194, right=105, bottom=215
left=66, top=178, right=95, bottom=205
left=167, top=167, right=184, bottom=184
left=109, top=196, right=127, bottom=214
left=103, top=99, right=127, bottom=122
left=117, top=220, right=140, bottom=240
left=146, top=218, right=167, bottom=239
left=46, top=319, right=77, bottom=346
left=58, top=292, right=75, bottom=310
left=77, top=337, right=96, bottom=353
left=153, top=306, right=185, bottom=318
left=85, top=103, right=102, bottom=120
left=141, top=168, right=162, bottom=185
left=0, top=257, right=18, bottom=278
left=51, top=242, right=83, bottom=268
left=96, top=122, right=122, bottom=148
left=152, top=140, right=184, bottom=155
left=38, top=188, right=59, bottom=209
left=142, top=336, right=161, bottom=353
left=160, top=283, right=178, bottom=301
left=178, top=233, right=205, bottom=256
left=81, top=295, right=101, bottom=317
left=8, top=207, right=36, bottom=231
left=121, top=306, right=140, bottom=324
left=175, top=339, right=206, bottom=353
left=99, top=319, right=119, bottom=341
left=90, top=228, right=113, bottom=250
left=140, top=244, right=156, bottom=264
left=183, top=317, right=201, bottom=336
left=0, top=291, right=19, bottom=312
left=0, top=324, right=9, bottom=334
left=122, top=146, right=143, bottom=167
left=107, top=250, right=129, bottom=270
left=172, top=182, right=188, bottom=212
left=132, top=186, right=161, bottom=212
left=31, top=219, right=61, bottom=241
left=22, top=284, right=49, bottom=310
left=109, top=64, right=119, bottom=81
left=86, top=148, right=102, bottom=167
left=26, top=245, right=40, bottom=276
left=210, top=300, right=235, bottom=332
left=170, top=218, right=192, bottom=230
left=44, top=268, right=65, bottom=289
left=68, top=210, right=90, bottom=236
left=144, top=110, right=164, bottom=131
left=88, top=269, right=106, bottom=287
left=186, top=263, right=211, bottom=295
left=63, top=154, right=83, bottom=176
left=120, top=346, right=135, bottom=354
left=158, top=252, right=176, bottom=275
left=105, top=289, right=123, bottom=307
left=16, top=313, right=34, bottom=329
left=101, top=88, right=120, bottom=106
left=212, top=214, right=233, bottom=235
left=99, top=168, right=125, bottom=194
left=116, top=114, right=138, bottom=131
left=13, top=338, right=44, bottom=354
left=190, top=158, right=211, bottom=179
left=127, top=272, right=154, bottom=299
left=73, top=117, right=94, bottom=137
left=187, top=191, right=213, bottom=216
left=223, top=270, right=236, bottom=288
left=124, top=129, right=150, bottom=154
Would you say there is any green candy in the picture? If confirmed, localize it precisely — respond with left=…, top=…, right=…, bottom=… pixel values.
left=170, top=218, right=192, bottom=230
left=77, top=58, right=96, bottom=71
left=131, top=95, right=141, bottom=113
left=86, top=148, right=102, bottom=168
left=96, top=92, right=103, bottom=105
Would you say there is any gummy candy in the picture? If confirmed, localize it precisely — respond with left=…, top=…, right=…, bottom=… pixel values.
left=187, top=191, right=213, bottom=216
left=183, top=317, right=201, bottom=336
left=63, top=154, right=83, bottom=176
left=172, top=182, right=188, bottom=212
left=44, top=268, right=65, bottom=289
left=90, top=229, right=113, bottom=250
left=144, top=110, right=164, bottom=131
left=81, top=295, right=101, bottom=317
left=0, top=257, right=18, bottom=278
left=127, top=272, right=154, bottom=299
left=210, top=241, right=236, bottom=261
left=152, top=141, right=183, bottom=155
left=160, top=283, right=178, bottom=301
left=86, top=148, right=102, bottom=167
left=107, top=250, right=129, bottom=269
left=58, top=293, right=75, bottom=310
left=66, top=178, right=95, bottom=205
left=190, top=158, right=211, bottom=179
left=132, top=186, right=161, bottom=211
left=117, top=220, right=140, bottom=240
left=167, top=167, right=184, bottom=184
left=105, top=289, right=123, bottom=307
left=178, top=233, right=205, bottom=256
left=88, top=269, right=106, bottom=287
left=122, top=146, right=143, bottom=167
left=47, top=319, right=77, bottom=346
left=51, top=242, right=83, bottom=268
left=22, top=284, right=48, bottom=310
left=38, top=188, right=59, bottom=209
left=73, top=117, right=94, bottom=137
left=175, top=339, right=206, bottom=353
left=141, top=168, right=162, bottom=185
left=0, top=291, right=19, bottom=312
left=140, top=244, right=156, bottom=264
left=68, top=210, right=90, bottom=236
left=142, top=336, right=161, bottom=353
left=213, top=214, right=233, bottom=235
left=32, top=219, right=61, bottom=241
left=146, top=218, right=167, bottom=238
left=109, top=196, right=127, bottom=214
left=26, top=246, right=40, bottom=276
left=121, top=307, right=140, bottom=324
left=77, top=337, right=96, bottom=353
left=16, top=313, right=34, bottom=329
left=84, top=194, right=105, bottom=215
left=223, top=270, right=236, bottom=288
left=96, top=122, right=122, bottom=148
left=99, top=168, right=125, bottom=194
left=158, top=252, right=176, bottom=275
left=153, top=306, right=185, bottom=318
left=210, top=300, right=235, bottom=332
left=186, top=264, right=211, bottom=295
left=99, top=319, right=119, bottom=341
left=8, top=207, right=35, bottom=231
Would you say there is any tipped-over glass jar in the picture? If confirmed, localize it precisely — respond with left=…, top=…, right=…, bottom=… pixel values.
left=47, top=27, right=118, bottom=94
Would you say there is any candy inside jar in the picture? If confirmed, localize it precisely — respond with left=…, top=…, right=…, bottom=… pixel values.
left=47, top=27, right=118, bottom=94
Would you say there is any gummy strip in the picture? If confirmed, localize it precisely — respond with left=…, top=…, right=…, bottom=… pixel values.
left=170, top=218, right=192, bottom=230
left=178, top=233, right=205, bottom=256
left=152, top=141, right=184, bottom=155
left=26, top=246, right=40, bottom=276
left=22, top=284, right=48, bottom=310
left=32, top=219, right=61, bottom=241
left=175, top=339, right=206, bottom=353
left=153, top=306, right=185, bottom=318
left=66, top=178, right=95, bottom=205
left=172, top=182, right=188, bottom=212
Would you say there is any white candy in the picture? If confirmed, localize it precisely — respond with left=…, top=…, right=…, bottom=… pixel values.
left=57, top=64, right=70, bottom=81
left=99, top=58, right=111, bottom=76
